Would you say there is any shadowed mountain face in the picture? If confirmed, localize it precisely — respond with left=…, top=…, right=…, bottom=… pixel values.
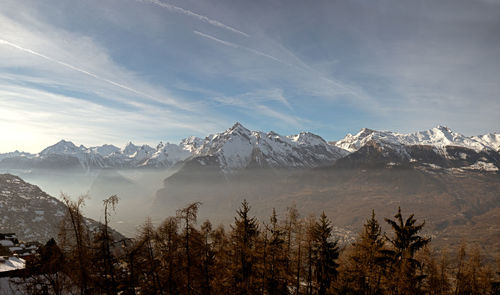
left=0, top=168, right=176, bottom=237
left=0, top=174, right=125, bottom=243
left=334, top=140, right=500, bottom=171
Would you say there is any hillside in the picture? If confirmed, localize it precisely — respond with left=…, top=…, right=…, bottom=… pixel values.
left=0, top=174, right=123, bottom=243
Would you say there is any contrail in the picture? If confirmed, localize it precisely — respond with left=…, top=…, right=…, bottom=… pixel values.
left=139, top=0, right=249, bottom=37
left=0, top=38, right=188, bottom=110
left=194, top=31, right=289, bottom=66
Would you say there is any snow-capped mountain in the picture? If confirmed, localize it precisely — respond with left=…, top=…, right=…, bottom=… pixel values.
left=0, top=124, right=498, bottom=173
left=189, top=123, right=348, bottom=172
left=335, top=126, right=498, bottom=153
left=334, top=126, right=500, bottom=172
left=0, top=139, right=197, bottom=170
left=472, top=133, right=500, bottom=152
left=0, top=151, right=33, bottom=160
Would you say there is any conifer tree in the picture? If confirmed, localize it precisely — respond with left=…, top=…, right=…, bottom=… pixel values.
left=211, top=224, right=231, bottom=293
left=59, top=194, right=92, bottom=295
left=419, top=247, right=450, bottom=295
left=312, top=212, right=340, bottom=295
left=285, top=206, right=303, bottom=295
left=200, top=220, right=216, bottom=295
left=382, top=207, right=430, bottom=294
left=155, top=216, right=181, bottom=294
left=177, top=202, right=202, bottom=295
left=454, top=245, right=494, bottom=295
left=266, top=209, right=288, bottom=295
left=93, top=195, right=119, bottom=295
left=304, top=216, right=316, bottom=295
left=135, top=218, right=164, bottom=294
left=340, top=210, right=385, bottom=294
left=230, top=199, right=260, bottom=295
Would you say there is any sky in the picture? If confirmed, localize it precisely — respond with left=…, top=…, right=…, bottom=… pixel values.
left=1, top=0, right=499, bottom=153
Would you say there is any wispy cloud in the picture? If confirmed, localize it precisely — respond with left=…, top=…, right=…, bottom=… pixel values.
left=255, top=105, right=303, bottom=127
left=193, top=30, right=377, bottom=111
left=0, top=9, right=230, bottom=152
left=212, top=89, right=302, bottom=126
left=0, top=38, right=195, bottom=111
left=0, top=83, right=222, bottom=152
left=139, top=0, right=249, bottom=37
left=193, top=31, right=289, bottom=66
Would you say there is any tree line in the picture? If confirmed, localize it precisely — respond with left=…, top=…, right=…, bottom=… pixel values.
left=12, top=196, right=500, bottom=295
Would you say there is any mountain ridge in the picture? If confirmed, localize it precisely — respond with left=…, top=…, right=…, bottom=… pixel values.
left=0, top=173, right=124, bottom=242
left=1, top=124, right=499, bottom=172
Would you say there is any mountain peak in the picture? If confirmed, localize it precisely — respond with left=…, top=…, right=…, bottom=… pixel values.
left=232, top=122, right=243, bottom=128
left=434, top=125, right=452, bottom=133
left=40, top=139, right=80, bottom=155
left=122, top=142, right=139, bottom=155
left=226, top=122, right=251, bottom=135
left=357, top=128, right=376, bottom=136
left=55, top=139, right=76, bottom=146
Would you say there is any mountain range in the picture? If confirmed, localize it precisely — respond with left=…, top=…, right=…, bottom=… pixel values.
left=1, top=123, right=500, bottom=257
left=1, top=123, right=499, bottom=173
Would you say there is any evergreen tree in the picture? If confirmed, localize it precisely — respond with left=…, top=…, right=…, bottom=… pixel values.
left=381, top=207, right=430, bottom=294
left=230, top=199, right=260, bottom=295
left=266, top=209, right=288, bottom=295
left=312, top=212, right=340, bottom=295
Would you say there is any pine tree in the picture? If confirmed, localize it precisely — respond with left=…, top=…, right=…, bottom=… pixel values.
left=381, top=207, right=430, bottom=294
left=312, top=212, right=340, bottom=295
left=230, top=199, right=260, bottom=295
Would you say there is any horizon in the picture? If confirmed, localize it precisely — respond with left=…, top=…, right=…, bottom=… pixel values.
left=1, top=0, right=500, bottom=153
left=1, top=122, right=498, bottom=154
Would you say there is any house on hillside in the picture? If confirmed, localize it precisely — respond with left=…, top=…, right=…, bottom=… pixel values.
left=0, top=232, right=40, bottom=278
left=0, top=232, right=39, bottom=259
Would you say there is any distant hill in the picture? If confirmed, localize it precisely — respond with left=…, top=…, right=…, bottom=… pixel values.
left=0, top=174, right=124, bottom=243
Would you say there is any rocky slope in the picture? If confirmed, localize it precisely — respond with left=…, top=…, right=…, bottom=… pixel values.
left=0, top=174, right=123, bottom=243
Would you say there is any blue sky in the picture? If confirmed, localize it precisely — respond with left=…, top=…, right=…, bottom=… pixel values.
left=1, top=0, right=499, bottom=152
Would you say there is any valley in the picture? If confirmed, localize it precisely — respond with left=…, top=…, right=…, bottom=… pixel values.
left=1, top=123, right=499, bottom=257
